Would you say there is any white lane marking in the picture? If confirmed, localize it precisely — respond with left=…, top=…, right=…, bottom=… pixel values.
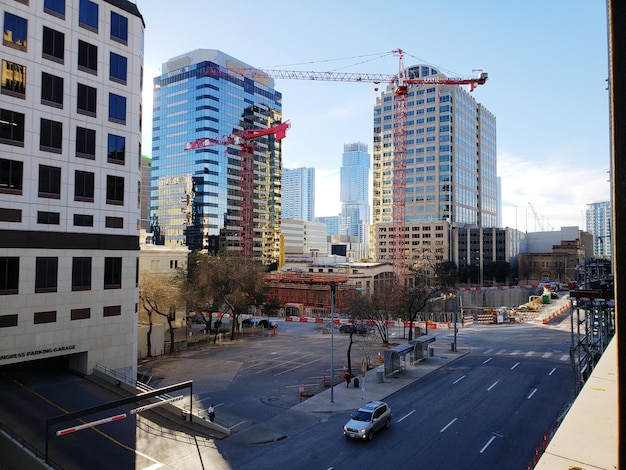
left=496, top=349, right=506, bottom=355
left=487, top=380, right=500, bottom=391
left=548, top=367, right=556, bottom=376
left=453, top=375, right=466, bottom=384
left=525, top=351, right=535, bottom=357
left=560, top=354, right=569, bottom=361
left=542, top=352, right=552, bottom=358
left=483, top=357, right=493, bottom=364
left=480, top=435, right=497, bottom=453
left=527, top=388, right=538, bottom=399
left=510, top=362, right=520, bottom=370
left=511, top=350, right=521, bottom=355
left=484, top=348, right=495, bottom=354
left=440, top=417, right=458, bottom=433
left=397, top=409, right=416, bottom=422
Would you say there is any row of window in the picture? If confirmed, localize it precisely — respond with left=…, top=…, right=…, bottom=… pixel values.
left=0, top=305, right=123, bottom=328
left=0, top=108, right=126, bottom=162
left=1, top=157, right=125, bottom=204
left=0, top=256, right=125, bottom=295
left=0, top=70, right=128, bottom=127
left=5, top=1, right=128, bottom=53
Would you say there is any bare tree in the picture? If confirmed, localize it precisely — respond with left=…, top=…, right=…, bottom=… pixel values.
left=191, top=253, right=267, bottom=342
left=139, top=271, right=184, bottom=355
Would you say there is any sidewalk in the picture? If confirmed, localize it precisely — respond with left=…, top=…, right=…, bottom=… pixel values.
left=294, top=342, right=469, bottom=414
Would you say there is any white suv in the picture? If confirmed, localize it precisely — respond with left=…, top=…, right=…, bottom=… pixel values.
left=343, top=401, right=392, bottom=440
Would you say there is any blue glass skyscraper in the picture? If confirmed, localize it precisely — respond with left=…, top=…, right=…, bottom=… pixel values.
left=340, top=143, right=370, bottom=258
left=151, top=50, right=283, bottom=263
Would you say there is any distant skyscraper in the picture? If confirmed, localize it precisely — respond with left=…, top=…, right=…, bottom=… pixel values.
left=340, top=143, right=370, bottom=259
left=372, top=64, right=497, bottom=229
left=586, top=201, right=611, bottom=258
left=151, top=50, right=284, bottom=264
left=282, top=167, right=315, bottom=221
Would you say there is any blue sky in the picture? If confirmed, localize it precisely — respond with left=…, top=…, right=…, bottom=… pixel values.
left=138, top=0, right=610, bottom=231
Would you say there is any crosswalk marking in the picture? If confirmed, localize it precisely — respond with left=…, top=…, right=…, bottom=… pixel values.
left=480, top=349, right=570, bottom=361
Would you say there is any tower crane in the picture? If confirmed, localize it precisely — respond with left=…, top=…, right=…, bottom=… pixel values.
left=202, top=49, right=487, bottom=285
left=185, top=121, right=290, bottom=263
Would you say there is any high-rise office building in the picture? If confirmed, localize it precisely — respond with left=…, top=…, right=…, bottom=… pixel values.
left=0, top=1, right=144, bottom=377
left=282, top=167, right=315, bottom=221
left=150, top=50, right=284, bottom=264
left=586, top=201, right=612, bottom=258
left=372, top=64, right=497, bottom=229
left=340, top=143, right=370, bottom=259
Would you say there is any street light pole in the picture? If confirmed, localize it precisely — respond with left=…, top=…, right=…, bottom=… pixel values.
left=330, top=282, right=336, bottom=403
left=452, top=295, right=461, bottom=352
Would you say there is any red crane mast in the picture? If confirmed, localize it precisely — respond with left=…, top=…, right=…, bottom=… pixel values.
left=203, top=50, right=487, bottom=284
left=185, top=121, right=290, bottom=263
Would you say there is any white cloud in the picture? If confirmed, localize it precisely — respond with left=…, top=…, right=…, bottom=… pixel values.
left=498, top=149, right=610, bottom=231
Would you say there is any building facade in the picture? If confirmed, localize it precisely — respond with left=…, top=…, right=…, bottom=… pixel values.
left=150, top=49, right=284, bottom=264
left=340, top=142, right=370, bottom=259
left=586, top=201, right=611, bottom=258
left=372, top=64, right=497, bottom=229
left=282, top=167, right=315, bottom=221
left=0, top=1, right=144, bottom=376
left=281, top=218, right=328, bottom=256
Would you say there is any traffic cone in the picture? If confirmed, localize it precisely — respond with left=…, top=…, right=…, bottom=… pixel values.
left=377, top=352, right=382, bottom=364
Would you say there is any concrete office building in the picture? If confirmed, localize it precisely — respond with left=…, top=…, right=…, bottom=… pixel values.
left=372, top=64, right=497, bottom=229
left=150, top=49, right=284, bottom=264
left=282, top=167, right=315, bottom=221
left=0, top=1, right=145, bottom=377
left=340, top=142, right=370, bottom=260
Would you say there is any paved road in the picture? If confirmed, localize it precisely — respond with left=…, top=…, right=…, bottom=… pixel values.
left=1, top=311, right=574, bottom=469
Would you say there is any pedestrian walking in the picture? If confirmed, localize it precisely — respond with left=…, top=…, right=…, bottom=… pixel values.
left=208, top=403, right=215, bottom=422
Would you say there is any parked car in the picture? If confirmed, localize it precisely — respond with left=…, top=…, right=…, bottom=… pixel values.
left=188, top=314, right=205, bottom=324
left=258, top=319, right=277, bottom=329
left=242, top=318, right=255, bottom=327
left=343, top=401, right=391, bottom=440
left=339, top=323, right=370, bottom=335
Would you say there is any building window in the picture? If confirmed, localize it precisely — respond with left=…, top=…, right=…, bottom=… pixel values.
left=108, top=93, right=126, bottom=124
left=40, top=118, right=62, bottom=153
left=73, top=213, right=93, bottom=226
left=110, top=11, right=128, bottom=44
left=0, top=257, right=19, bottom=295
left=0, top=158, right=23, bottom=195
left=0, top=315, right=18, bottom=328
left=77, top=83, right=97, bottom=117
left=0, top=109, right=25, bottom=146
left=107, top=134, right=125, bottom=164
left=38, top=165, right=61, bottom=199
left=34, top=311, right=57, bottom=324
left=1, top=60, right=26, bottom=98
left=74, top=170, right=94, bottom=202
left=41, top=72, right=63, bottom=108
left=76, top=127, right=96, bottom=159
left=72, top=257, right=92, bottom=291
left=35, top=257, right=58, bottom=293
left=78, top=40, right=97, bottom=74
left=44, top=0, right=66, bottom=19
left=106, top=175, right=124, bottom=205
left=104, top=257, right=122, bottom=289
left=103, top=305, right=122, bottom=317
left=105, top=216, right=123, bottom=228
left=42, top=26, right=64, bottom=63
left=109, top=52, right=127, bottom=84
left=79, top=0, right=98, bottom=32
left=37, top=211, right=60, bottom=224
left=71, top=308, right=90, bottom=320
left=3, top=12, right=27, bottom=52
